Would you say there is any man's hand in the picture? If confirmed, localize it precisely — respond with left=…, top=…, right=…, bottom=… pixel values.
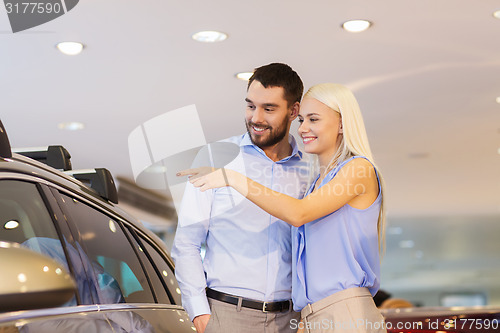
left=193, top=314, right=211, bottom=333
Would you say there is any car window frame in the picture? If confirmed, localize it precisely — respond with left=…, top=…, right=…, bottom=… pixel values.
left=1, top=171, right=180, bottom=307
left=122, top=227, right=173, bottom=304
left=51, top=186, right=161, bottom=305
left=38, top=183, right=84, bottom=305
left=126, top=227, right=180, bottom=305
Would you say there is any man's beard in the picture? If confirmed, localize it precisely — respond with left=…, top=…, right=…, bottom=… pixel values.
left=245, top=116, right=289, bottom=148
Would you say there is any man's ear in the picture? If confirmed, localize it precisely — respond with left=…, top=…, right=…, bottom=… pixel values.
left=289, top=102, right=300, bottom=120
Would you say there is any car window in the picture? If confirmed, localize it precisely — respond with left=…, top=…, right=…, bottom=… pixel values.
left=139, top=237, right=182, bottom=305
left=58, top=193, right=155, bottom=304
left=0, top=180, right=76, bottom=306
left=123, top=228, right=172, bottom=305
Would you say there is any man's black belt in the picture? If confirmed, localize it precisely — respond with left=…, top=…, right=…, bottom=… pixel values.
left=206, top=288, right=291, bottom=313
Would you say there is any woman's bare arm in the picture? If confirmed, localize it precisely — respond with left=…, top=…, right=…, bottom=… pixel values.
left=178, top=158, right=377, bottom=227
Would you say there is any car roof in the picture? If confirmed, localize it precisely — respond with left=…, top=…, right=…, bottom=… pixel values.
left=2, top=153, right=172, bottom=258
left=0, top=119, right=173, bottom=266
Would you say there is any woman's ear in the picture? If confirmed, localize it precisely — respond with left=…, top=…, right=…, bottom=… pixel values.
left=339, top=122, right=343, bottom=134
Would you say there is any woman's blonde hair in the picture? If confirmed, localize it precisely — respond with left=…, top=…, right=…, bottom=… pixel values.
left=304, top=83, right=386, bottom=254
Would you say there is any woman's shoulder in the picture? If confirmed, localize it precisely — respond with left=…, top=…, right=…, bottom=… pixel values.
left=336, top=156, right=376, bottom=177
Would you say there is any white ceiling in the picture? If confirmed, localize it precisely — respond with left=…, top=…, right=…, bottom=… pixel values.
left=1, top=0, right=500, bottom=304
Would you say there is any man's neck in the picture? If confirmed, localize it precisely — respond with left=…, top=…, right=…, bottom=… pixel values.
left=260, top=138, right=293, bottom=162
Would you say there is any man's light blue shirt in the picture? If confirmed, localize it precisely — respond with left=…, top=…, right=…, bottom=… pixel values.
left=171, top=133, right=309, bottom=321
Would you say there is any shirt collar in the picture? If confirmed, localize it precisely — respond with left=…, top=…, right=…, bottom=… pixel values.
left=240, top=132, right=303, bottom=162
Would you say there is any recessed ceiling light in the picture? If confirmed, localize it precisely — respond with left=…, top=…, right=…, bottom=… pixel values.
left=235, top=72, right=253, bottom=81
left=342, top=20, right=372, bottom=33
left=4, top=220, right=19, bottom=230
left=56, top=42, right=84, bottom=55
left=493, top=10, right=500, bottom=19
left=58, top=122, right=85, bottom=131
left=192, top=31, right=227, bottom=43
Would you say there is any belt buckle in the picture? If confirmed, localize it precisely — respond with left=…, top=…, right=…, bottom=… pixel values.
left=262, top=301, right=268, bottom=313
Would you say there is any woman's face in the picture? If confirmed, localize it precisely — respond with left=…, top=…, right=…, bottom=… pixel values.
left=298, top=97, right=342, bottom=157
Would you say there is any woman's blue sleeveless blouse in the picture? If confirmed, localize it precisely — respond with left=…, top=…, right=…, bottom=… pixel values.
left=292, top=156, right=382, bottom=311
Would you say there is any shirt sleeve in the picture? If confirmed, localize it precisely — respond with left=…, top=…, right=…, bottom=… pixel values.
left=171, top=181, right=213, bottom=322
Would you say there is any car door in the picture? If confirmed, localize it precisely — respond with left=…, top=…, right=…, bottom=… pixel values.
left=51, top=187, right=194, bottom=332
left=0, top=175, right=115, bottom=332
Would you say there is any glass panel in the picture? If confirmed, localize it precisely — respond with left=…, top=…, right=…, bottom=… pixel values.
left=0, top=180, right=75, bottom=306
left=59, top=193, right=155, bottom=304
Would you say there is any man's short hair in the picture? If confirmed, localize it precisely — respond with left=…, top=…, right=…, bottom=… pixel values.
left=248, top=63, right=304, bottom=107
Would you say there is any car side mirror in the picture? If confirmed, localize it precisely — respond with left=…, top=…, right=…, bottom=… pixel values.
left=0, top=242, right=77, bottom=311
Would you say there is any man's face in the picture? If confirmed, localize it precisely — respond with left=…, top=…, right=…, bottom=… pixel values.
left=245, top=81, right=291, bottom=148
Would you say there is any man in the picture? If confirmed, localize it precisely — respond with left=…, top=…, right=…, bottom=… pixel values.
left=172, top=63, right=309, bottom=333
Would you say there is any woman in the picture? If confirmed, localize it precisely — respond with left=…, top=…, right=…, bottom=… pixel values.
left=179, top=83, right=387, bottom=332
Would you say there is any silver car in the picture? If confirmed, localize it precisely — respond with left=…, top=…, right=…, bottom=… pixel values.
left=0, top=120, right=195, bottom=332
